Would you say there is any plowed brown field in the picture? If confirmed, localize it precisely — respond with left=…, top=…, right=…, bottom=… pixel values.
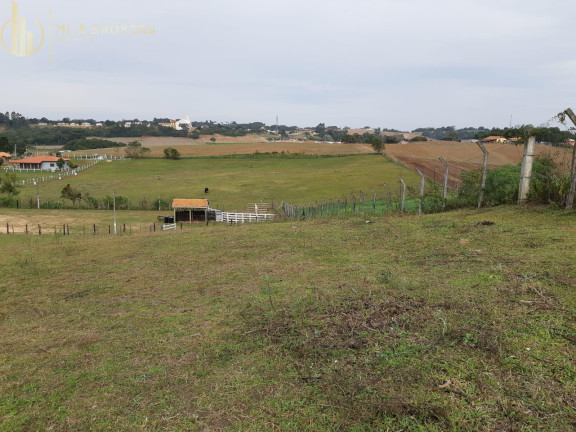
left=384, top=140, right=573, bottom=186
left=87, top=135, right=374, bottom=157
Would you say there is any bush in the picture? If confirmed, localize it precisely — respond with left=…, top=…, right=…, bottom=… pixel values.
left=163, top=147, right=181, bottom=160
left=456, top=155, right=569, bottom=208
left=457, top=165, right=520, bottom=207
left=528, top=155, right=571, bottom=206
left=410, top=136, right=428, bottom=142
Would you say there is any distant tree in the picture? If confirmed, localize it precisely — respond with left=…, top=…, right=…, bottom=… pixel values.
left=61, top=183, right=82, bottom=205
left=56, top=157, right=66, bottom=171
left=67, top=160, right=78, bottom=170
left=190, top=130, right=200, bottom=139
left=210, top=137, right=216, bottom=142
left=163, top=147, right=181, bottom=160
left=443, top=131, right=460, bottom=142
left=384, top=134, right=403, bottom=144
left=315, top=123, right=326, bottom=136
left=410, top=136, right=428, bottom=142
left=0, top=172, right=21, bottom=196
left=0, top=136, right=10, bottom=153
left=124, top=140, right=150, bottom=158
left=365, top=134, right=385, bottom=153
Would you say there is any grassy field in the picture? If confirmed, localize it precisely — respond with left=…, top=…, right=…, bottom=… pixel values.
left=11, top=154, right=420, bottom=211
left=1, top=206, right=575, bottom=431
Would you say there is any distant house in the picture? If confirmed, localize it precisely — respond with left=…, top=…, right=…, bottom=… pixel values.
left=8, top=156, right=70, bottom=172
left=482, top=136, right=508, bottom=143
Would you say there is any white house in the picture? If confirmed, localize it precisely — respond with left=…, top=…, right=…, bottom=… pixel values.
left=8, top=156, right=70, bottom=172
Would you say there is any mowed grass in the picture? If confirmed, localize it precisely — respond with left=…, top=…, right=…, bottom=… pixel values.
left=13, top=155, right=419, bottom=211
left=1, top=206, right=575, bottom=431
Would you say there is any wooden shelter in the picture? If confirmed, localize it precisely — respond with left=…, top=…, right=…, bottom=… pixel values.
left=172, top=199, right=217, bottom=223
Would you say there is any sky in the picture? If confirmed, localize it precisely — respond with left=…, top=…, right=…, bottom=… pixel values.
left=2, top=0, right=576, bottom=130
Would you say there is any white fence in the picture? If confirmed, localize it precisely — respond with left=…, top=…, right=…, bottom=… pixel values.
left=222, top=212, right=274, bottom=223
left=162, top=223, right=177, bottom=231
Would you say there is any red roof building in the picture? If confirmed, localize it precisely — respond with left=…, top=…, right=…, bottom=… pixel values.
left=8, top=156, right=70, bottom=171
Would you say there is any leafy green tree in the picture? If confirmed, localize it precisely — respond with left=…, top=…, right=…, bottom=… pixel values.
left=0, top=136, right=10, bottom=153
left=61, top=183, right=82, bottom=205
left=365, top=134, right=385, bottom=153
left=56, top=157, right=66, bottom=171
left=410, top=136, right=428, bottom=142
left=163, top=147, right=181, bottom=160
left=0, top=172, right=21, bottom=196
left=315, top=123, right=326, bottom=136
left=124, top=141, right=150, bottom=158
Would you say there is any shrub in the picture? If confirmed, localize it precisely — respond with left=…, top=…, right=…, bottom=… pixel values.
left=410, top=136, right=428, bottom=142
left=528, top=154, right=571, bottom=206
left=163, top=147, right=181, bottom=160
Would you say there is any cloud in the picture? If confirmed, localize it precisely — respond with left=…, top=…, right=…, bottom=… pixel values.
left=2, top=0, right=576, bottom=129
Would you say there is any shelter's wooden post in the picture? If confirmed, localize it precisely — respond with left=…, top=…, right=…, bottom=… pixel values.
left=476, top=142, right=489, bottom=208
left=518, top=136, right=536, bottom=204
left=439, top=157, right=449, bottom=210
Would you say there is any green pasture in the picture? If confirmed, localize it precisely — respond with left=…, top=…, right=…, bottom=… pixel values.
left=10, top=154, right=421, bottom=211
left=1, top=206, right=575, bottom=431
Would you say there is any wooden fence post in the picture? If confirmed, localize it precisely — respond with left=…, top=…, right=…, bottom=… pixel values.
left=416, top=168, right=425, bottom=215
left=518, top=136, right=536, bottom=203
left=400, top=177, right=407, bottom=214
left=476, top=142, right=489, bottom=208
left=38, top=224, right=41, bottom=235
left=560, top=108, right=576, bottom=209
left=439, top=157, right=449, bottom=211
